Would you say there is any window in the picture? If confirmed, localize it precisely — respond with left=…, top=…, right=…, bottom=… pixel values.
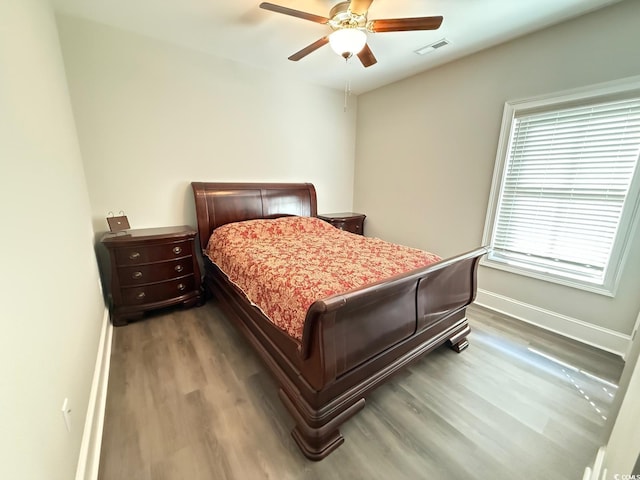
left=482, top=78, right=640, bottom=296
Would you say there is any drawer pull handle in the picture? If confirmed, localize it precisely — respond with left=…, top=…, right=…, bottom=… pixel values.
left=177, top=283, right=186, bottom=291
left=175, top=265, right=184, bottom=273
left=136, top=292, right=146, bottom=300
left=132, top=271, right=143, bottom=279
left=129, top=252, right=141, bottom=260
left=173, top=246, right=182, bottom=255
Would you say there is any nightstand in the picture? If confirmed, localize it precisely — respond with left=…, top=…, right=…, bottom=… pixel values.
left=318, top=212, right=366, bottom=235
left=101, top=226, right=203, bottom=326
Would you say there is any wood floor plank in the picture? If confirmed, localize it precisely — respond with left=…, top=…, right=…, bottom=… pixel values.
left=98, top=303, right=623, bottom=480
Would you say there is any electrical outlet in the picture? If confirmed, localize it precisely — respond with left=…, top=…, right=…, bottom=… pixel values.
left=61, top=398, right=71, bottom=432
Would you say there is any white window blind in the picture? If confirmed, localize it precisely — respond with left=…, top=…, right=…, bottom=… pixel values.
left=487, top=94, right=640, bottom=292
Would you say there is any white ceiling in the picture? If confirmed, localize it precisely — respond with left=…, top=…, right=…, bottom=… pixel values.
left=50, top=0, right=622, bottom=94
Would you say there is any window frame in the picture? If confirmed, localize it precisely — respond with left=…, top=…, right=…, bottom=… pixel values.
left=482, top=76, right=640, bottom=297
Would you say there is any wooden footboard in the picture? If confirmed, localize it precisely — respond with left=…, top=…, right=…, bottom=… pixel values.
left=301, top=248, right=485, bottom=379
left=290, top=247, right=485, bottom=457
left=192, top=181, right=487, bottom=460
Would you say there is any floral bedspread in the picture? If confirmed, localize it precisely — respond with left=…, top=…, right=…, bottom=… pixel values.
left=205, top=216, right=441, bottom=342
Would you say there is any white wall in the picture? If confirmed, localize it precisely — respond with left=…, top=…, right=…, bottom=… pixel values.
left=354, top=0, right=640, bottom=342
left=55, top=15, right=358, bottom=234
left=0, top=1, right=106, bottom=479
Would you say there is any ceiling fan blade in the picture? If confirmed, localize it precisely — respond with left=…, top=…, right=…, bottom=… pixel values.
left=259, top=2, right=329, bottom=24
left=288, top=36, right=330, bottom=61
left=349, top=0, right=374, bottom=16
left=357, top=44, right=377, bottom=68
left=371, top=16, right=443, bottom=32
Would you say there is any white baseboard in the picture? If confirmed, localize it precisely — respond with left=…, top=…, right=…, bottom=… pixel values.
left=583, top=446, right=607, bottom=480
left=475, top=289, right=630, bottom=359
left=75, top=308, right=113, bottom=480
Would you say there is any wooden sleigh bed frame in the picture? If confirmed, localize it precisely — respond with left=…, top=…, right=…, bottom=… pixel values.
left=192, top=182, right=487, bottom=460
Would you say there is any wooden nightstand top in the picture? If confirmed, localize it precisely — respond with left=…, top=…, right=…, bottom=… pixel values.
left=102, top=225, right=196, bottom=245
left=317, top=212, right=366, bottom=221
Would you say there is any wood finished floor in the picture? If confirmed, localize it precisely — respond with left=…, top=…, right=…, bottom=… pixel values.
left=98, top=303, right=623, bottom=480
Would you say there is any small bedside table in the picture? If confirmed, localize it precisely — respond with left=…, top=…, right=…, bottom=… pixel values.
left=101, top=226, right=203, bottom=326
left=318, top=212, right=366, bottom=235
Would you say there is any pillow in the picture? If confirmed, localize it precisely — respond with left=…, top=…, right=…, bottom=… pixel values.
left=206, top=216, right=335, bottom=255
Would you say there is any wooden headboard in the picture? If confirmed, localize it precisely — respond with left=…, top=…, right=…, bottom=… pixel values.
left=191, top=182, right=318, bottom=251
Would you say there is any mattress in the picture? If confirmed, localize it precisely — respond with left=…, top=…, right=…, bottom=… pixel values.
left=205, top=216, right=441, bottom=341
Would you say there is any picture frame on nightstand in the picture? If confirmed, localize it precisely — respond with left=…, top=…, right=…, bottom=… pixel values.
left=106, top=211, right=130, bottom=233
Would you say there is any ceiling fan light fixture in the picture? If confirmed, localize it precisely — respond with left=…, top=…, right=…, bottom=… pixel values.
left=329, top=28, right=367, bottom=59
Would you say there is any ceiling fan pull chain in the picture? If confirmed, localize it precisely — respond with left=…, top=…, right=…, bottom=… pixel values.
left=343, top=58, right=353, bottom=112
left=344, top=79, right=351, bottom=112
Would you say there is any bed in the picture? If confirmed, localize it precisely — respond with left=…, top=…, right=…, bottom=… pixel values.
left=191, top=182, right=487, bottom=460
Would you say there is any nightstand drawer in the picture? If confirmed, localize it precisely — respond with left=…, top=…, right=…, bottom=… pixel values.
left=332, top=219, right=362, bottom=234
left=117, top=259, right=194, bottom=286
left=121, top=276, right=196, bottom=305
left=114, top=240, right=193, bottom=265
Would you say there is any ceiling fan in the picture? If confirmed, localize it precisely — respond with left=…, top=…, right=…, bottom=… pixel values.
left=259, top=0, right=443, bottom=67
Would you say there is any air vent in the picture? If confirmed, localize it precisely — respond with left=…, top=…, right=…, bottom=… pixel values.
left=414, top=38, right=450, bottom=55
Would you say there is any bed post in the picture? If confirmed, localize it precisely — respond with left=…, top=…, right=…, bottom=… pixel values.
left=447, top=322, right=471, bottom=353
left=278, top=388, right=365, bottom=461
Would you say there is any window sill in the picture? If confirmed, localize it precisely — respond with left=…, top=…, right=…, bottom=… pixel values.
left=479, top=257, right=616, bottom=297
